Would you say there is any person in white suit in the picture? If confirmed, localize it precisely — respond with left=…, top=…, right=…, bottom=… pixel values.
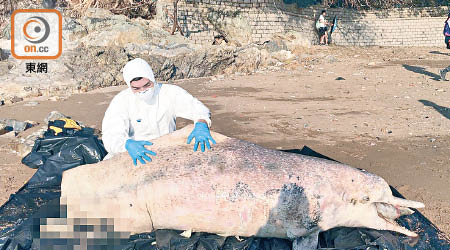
left=102, top=58, right=215, bottom=165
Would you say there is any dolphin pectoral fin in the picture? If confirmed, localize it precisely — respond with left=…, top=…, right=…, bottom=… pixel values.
left=292, top=231, right=319, bottom=250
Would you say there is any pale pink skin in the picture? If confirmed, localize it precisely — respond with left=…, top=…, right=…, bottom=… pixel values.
left=59, top=125, right=423, bottom=240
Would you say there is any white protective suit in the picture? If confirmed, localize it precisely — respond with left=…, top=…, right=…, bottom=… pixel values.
left=101, top=58, right=211, bottom=156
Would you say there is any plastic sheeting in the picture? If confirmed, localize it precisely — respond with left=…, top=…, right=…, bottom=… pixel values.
left=1, top=141, right=449, bottom=249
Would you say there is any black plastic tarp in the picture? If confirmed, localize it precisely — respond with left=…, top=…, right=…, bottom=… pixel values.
left=1, top=140, right=449, bottom=249
left=22, top=127, right=107, bottom=185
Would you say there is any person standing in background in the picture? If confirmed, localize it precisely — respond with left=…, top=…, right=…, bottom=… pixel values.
left=316, top=10, right=333, bottom=45
left=439, top=12, right=450, bottom=81
left=443, top=12, right=450, bottom=49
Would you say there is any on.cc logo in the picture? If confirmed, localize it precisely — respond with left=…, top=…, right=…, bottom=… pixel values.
left=23, top=16, right=51, bottom=44
left=11, top=9, right=62, bottom=59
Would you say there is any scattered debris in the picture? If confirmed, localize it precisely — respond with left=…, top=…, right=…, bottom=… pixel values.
left=180, top=229, right=192, bottom=238
left=0, top=122, right=7, bottom=135
left=44, top=111, right=68, bottom=124
left=23, top=101, right=39, bottom=107
left=212, top=35, right=227, bottom=45
left=0, top=48, right=7, bottom=61
left=10, top=96, right=23, bottom=103
left=0, top=119, right=34, bottom=134
left=324, top=55, right=337, bottom=63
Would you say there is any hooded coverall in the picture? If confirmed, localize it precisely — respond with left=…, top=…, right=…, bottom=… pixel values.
left=101, top=58, right=211, bottom=157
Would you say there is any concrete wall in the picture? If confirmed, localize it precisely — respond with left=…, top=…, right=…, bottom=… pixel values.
left=161, top=0, right=449, bottom=46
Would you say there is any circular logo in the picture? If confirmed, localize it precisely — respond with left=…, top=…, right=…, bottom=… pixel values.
left=23, top=16, right=50, bottom=44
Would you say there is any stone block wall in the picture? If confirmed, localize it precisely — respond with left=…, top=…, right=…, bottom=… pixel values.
left=161, top=0, right=449, bottom=46
left=162, top=0, right=317, bottom=45
left=296, top=6, right=448, bottom=46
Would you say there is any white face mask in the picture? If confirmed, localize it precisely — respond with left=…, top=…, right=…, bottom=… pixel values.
left=135, top=86, right=157, bottom=105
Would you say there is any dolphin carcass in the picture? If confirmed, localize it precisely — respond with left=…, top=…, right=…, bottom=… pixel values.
left=58, top=125, right=424, bottom=248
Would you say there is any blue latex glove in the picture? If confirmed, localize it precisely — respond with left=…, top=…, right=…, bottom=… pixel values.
left=187, top=122, right=216, bottom=152
left=125, top=139, right=157, bottom=166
